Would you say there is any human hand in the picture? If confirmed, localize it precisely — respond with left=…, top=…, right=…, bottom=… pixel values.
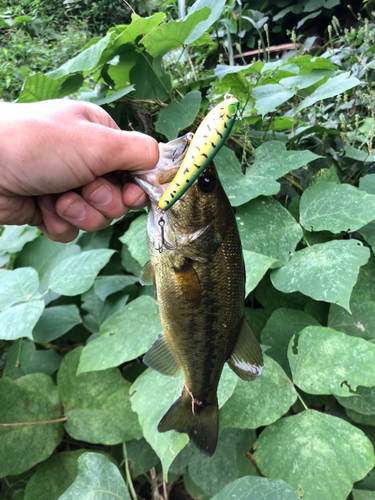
left=0, top=99, right=159, bottom=242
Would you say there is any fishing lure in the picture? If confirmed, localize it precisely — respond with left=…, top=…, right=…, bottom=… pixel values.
left=158, top=94, right=240, bottom=210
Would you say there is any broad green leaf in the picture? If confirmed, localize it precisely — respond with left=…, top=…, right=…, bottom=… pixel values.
left=360, top=174, right=375, bottom=195
left=280, top=69, right=333, bottom=90
left=49, top=249, right=115, bottom=296
left=24, top=450, right=84, bottom=500
left=81, top=287, right=128, bottom=333
left=58, top=452, right=130, bottom=500
left=0, top=374, right=64, bottom=478
left=245, top=308, right=271, bottom=340
left=359, top=221, right=375, bottom=252
left=271, top=240, right=370, bottom=312
left=344, top=145, right=375, bottom=163
left=0, top=225, right=39, bottom=254
left=255, top=410, right=375, bottom=500
left=300, top=182, right=375, bottom=233
left=93, top=275, right=138, bottom=301
left=47, top=34, right=112, bottom=78
left=0, top=267, right=39, bottom=311
left=185, top=0, right=226, bottom=44
left=186, top=428, right=256, bottom=495
left=78, top=296, right=161, bottom=373
left=211, top=476, right=301, bottom=500
left=215, top=143, right=320, bottom=207
left=130, top=369, right=189, bottom=476
left=347, top=409, right=375, bottom=427
left=214, top=62, right=262, bottom=81
left=261, top=308, right=320, bottom=376
left=358, top=174, right=375, bottom=251
left=93, top=85, right=135, bottom=105
left=78, top=226, right=113, bottom=251
left=295, top=72, right=362, bottom=112
left=120, top=214, right=148, bottom=267
left=33, top=305, right=82, bottom=343
left=252, top=84, right=295, bottom=116
left=243, top=251, right=277, bottom=297
left=141, top=9, right=210, bottom=58
left=236, top=197, right=303, bottom=268
left=155, top=91, right=202, bottom=140
left=17, top=73, right=83, bottom=103
left=129, top=55, right=172, bottom=102
left=288, top=326, right=375, bottom=396
left=310, top=165, right=341, bottom=186
left=126, top=438, right=160, bottom=477
left=57, top=348, right=141, bottom=444
left=338, top=387, right=375, bottom=416
left=221, top=356, right=297, bottom=430
left=15, top=235, right=80, bottom=283
left=352, top=491, right=375, bottom=500
left=4, top=340, right=62, bottom=379
left=0, top=301, right=44, bottom=340
left=328, top=294, right=375, bottom=341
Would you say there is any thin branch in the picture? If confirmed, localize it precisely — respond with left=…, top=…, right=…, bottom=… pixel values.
left=0, top=417, right=67, bottom=427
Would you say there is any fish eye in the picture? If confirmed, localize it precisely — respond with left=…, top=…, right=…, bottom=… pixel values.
left=198, top=174, right=216, bottom=193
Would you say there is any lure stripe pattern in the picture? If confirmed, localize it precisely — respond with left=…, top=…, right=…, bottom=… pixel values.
left=158, top=95, right=240, bottom=210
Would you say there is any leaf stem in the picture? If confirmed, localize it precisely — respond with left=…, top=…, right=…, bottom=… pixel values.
left=0, top=417, right=67, bottom=427
left=123, top=442, right=137, bottom=500
left=15, top=338, right=23, bottom=368
left=296, top=391, right=309, bottom=411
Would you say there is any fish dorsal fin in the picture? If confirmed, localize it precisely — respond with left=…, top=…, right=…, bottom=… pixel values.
left=174, top=261, right=201, bottom=307
left=143, top=332, right=181, bottom=377
left=140, top=260, right=154, bottom=286
left=228, top=315, right=264, bottom=381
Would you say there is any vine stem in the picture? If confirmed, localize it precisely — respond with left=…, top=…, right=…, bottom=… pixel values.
left=297, top=391, right=309, bottom=411
left=0, top=417, right=67, bottom=427
left=123, top=442, right=137, bottom=500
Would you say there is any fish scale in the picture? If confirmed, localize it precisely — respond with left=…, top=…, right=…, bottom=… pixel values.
left=158, top=95, right=240, bottom=210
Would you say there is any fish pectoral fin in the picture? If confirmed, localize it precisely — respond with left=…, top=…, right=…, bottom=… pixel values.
left=174, top=261, right=201, bottom=307
left=143, top=332, right=181, bottom=377
left=228, top=315, right=264, bottom=381
left=140, top=260, right=154, bottom=286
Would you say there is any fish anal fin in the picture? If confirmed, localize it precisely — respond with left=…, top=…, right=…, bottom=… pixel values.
left=174, top=262, right=201, bottom=307
left=143, top=332, right=181, bottom=377
left=158, top=392, right=218, bottom=457
left=140, top=260, right=154, bottom=286
left=228, top=315, right=264, bottom=381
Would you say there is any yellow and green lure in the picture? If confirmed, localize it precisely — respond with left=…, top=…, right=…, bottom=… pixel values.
left=158, top=94, right=240, bottom=210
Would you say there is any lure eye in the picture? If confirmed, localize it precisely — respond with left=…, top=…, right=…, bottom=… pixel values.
left=228, top=103, right=238, bottom=114
left=198, top=174, right=216, bottom=193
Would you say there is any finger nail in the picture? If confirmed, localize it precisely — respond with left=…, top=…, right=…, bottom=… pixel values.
left=88, top=185, right=112, bottom=206
left=63, top=201, right=86, bottom=220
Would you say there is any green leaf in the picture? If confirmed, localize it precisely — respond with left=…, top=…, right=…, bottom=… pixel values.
left=310, top=166, right=341, bottom=187
left=185, top=0, right=226, bottom=44
left=338, top=386, right=375, bottom=416
left=214, top=62, right=262, bottom=81
left=261, top=308, right=320, bottom=376
left=81, top=287, right=128, bottom=333
left=295, top=72, right=362, bottom=112
left=126, top=438, right=160, bottom=477
left=0, top=267, right=39, bottom=311
left=360, top=174, right=375, bottom=195
left=255, top=410, right=375, bottom=500
left=280, top=69, right=334, bottom=90
left=130, top=369, right=189, bottom=476
left=215, top=143, right=320, bottom=207
left=0, top=225, right=39, bottom=255
left=221, top=356, right=297, bottom=430
left=300, top=182, right=375, bottom=233
left=346, top=409, right=375, bottom=427
left=155, top=91, right=202, bottom=140
left=352, top=491, right=375, bottom=500
left=236, top=197, right=303, bottom=268
left=17, top=73, right=83, bottom=103
left=140, top=9, right=210, bottom=58
left=78, top=226, right=113, bottom=251
left=3, top=340, right=62, bottom=379
left=24, top=450, right=84, bottom=500
left=0, top=373, right=64, bottom=478
left=120, top=214, right=148, bottom=267
left=185, top=428, right=256, bottom=495
left=15, top=235, right=80, bottom=284
left=78, top=296, right=161, bottom=373
left=288, top=326, right=375, bottom=396
left=252, top=84, right=295, bottom=116
left=93, top=85, right=135, bottom=105
left=47, top=34, right=112, bottom=78
left=129, top=55, right=172, bottom=102
left=93, top=275, right=138, bottom=301
left=33, top=305, right=82, bottom=343
left=49, top=249, right=115, bottom=296
left=271, top=240, right=370, bottom=312
left=57, top=348, right=141, bottom=444
left=0, top=301, right=44, bottom=341
left=243, top=251, right=277, bottom=297
left=344, top=145, right=375, bottom=163
left=58, top=452, right=130, bottom=500
left=211, top=476, right=301, bottom=500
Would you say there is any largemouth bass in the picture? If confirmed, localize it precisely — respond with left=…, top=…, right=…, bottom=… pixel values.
left=132, top=135, right=263, bottom=456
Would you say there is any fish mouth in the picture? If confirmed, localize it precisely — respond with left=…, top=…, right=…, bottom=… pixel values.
left=131, top=134, right=190, bottom=204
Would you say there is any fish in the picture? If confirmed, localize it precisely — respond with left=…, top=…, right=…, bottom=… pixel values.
left=158, top=95, right=240, bottom=211
left=131, top=135, right=263, bottom=457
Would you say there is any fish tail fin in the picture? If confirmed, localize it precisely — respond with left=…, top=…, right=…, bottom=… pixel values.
left=158, top=393, right=218, bottom=456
